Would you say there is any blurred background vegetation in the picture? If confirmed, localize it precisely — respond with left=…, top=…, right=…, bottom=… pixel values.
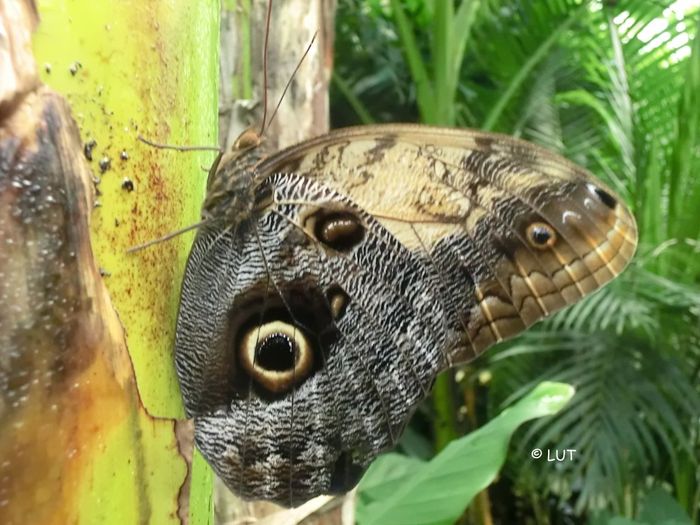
left=331, top=1, right=700, bottom=524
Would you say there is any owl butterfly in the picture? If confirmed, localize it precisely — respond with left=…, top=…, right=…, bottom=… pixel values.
left=175, top=125, right=638, bottom=506
left=171, top=2, right=636, bottom=511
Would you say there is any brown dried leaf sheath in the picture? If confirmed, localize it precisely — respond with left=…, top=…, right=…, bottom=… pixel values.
left=0, top=2, right=171, bottom=523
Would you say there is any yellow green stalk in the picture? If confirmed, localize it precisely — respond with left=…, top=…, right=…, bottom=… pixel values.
left=28, top=1, right=220, bottom=523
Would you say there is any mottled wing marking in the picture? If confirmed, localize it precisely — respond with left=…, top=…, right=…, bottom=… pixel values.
left=177, top=124, right=638, bottom=506
left=180, top=175, right=449, bottom=504
left=258, top=124, right=637, bottom=359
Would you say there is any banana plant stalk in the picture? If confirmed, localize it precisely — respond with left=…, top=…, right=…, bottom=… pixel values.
left=0, top=0, right=219, bottom=523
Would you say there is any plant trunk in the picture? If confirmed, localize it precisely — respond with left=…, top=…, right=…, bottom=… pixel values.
left=1, top=0, right=219, bottom=523
left=215, top=0, right=338, bottom=522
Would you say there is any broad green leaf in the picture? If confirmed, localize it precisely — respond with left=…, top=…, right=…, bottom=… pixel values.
left=639, top=488, right=693, bottom=525
left=356, top=382, right=574, bottom=525
left=607, top=519, right=639, bottom=525
left=358, top=453, right=426, bottom=505
left=591, top=487, right=692, bottom=525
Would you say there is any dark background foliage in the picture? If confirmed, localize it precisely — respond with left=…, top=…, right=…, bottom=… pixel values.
left=331, top=1, right=700, bottom=523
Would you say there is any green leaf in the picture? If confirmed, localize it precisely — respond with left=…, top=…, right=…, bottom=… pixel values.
left=390, top=0, right=435, bottom=121
left=606, top=516, right=643, bottom=525
left=332, top=72, right=376, bottom=124
left=357, top=453, right=426, bottom=505
left=607, top=519, right=639, bottom=525
left=356, top=382, right=574, bottom=525
left=591, top=487, right=693, bottom=525
left=482, top=6, right=581, bottom=130
left=639, top=488, right=694, bottom=525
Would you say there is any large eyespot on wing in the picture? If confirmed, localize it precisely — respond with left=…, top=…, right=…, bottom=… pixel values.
left=177, top=251, right=349, bottom=505
left=299, top=206, right=366, bottom=253
left=238, top=320, right=314, bottom=394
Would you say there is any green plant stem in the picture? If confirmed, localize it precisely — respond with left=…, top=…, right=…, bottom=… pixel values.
left=432, top=0, right=454, bottom=124
left=391, top=0, right=435, bottom=122
left=240, top=0, right=253, bottom=99
left=669, top=16, right=700, bottom=283
left=432, top=373, right=458, bottom=451
left=332, top=72, right=375, bottom=124
left=432, top=0, right=481, bottom=126
left=452, top=0, right=480, bottom=90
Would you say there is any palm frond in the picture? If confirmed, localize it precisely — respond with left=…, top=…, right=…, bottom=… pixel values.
left=331, top=0, right=700, bottom=519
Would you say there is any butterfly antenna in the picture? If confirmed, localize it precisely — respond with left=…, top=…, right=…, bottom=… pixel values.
left=258, top=0, right=274, bottom=136
left=126, top=219, right=209, bottom=253
left=262, top=31, right=318, bottom=138
left=137, top=135, right=222, bottom=153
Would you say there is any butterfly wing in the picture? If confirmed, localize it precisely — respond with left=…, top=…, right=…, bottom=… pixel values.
left=175, top=124, right=637, bottom=506
left=257, top=124, right=637, bottom=359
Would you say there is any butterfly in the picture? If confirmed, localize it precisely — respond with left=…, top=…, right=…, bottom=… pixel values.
left=173, top=123, right=637, bottom=507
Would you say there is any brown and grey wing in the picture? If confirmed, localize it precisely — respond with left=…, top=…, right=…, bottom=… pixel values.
left=257, top=124, right=638, bottom=361
left=175, top=175, right=457, bottom=506
left=177, top=124, right=638, bottom=507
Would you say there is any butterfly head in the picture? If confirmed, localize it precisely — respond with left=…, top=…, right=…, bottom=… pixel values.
left=233, top=127, right=263, bottom=151
left=201, top=128, right=269, bottom=225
